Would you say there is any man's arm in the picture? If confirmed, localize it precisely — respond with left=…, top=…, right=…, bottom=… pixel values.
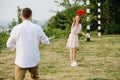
left=39, top=27, right=50, bottom=45
left=6, top=29, right=16, bottom=51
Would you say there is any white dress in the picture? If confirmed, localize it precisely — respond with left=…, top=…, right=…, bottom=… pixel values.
left=66, top=24, right=82, bottom=48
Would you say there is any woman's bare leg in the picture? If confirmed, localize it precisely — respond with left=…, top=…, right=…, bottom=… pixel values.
left=73, top=48, right=77, bottom=61
left=70, top=48, right=73, bottom=63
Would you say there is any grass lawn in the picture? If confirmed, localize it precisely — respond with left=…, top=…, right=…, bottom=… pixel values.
left=0, top=34, right=120, bottom=80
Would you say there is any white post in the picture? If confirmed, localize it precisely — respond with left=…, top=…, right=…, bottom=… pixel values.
left=98, top=0, right=101, bottom=37
left=86, top=0, right=90, bottom=41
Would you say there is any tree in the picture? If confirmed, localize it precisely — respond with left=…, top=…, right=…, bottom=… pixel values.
left=45, top=1, right=88, bottom=37
left=55, top=0, right=71, bottom=9
left=46, top=0, right=120, bottom=36
left=100, top=0, right=120, bottom=34
left=9, top=18, right=17, bottom=30
left=0, top=31, right=9, bottom=52
left=17, top=6, right=22, bottom=24
left=9, top=7, right=22, bottom=30
left=9, top=6, right=38, bottom=32
left=109, top=0, right=120, bottom=23
left=55, top=0, right=87, bottom=8
left=49, top=0, right=97, bottom=29
left=101, top=0, right=110, bottom=33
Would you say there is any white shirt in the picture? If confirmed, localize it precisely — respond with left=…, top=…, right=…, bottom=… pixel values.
left=6, top=20, right=49, bottom=68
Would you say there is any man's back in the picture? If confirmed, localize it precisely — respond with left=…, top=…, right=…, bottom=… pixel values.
left=15, top=20, right=41, bottom=54
left=7, top=20, right=49, bottom=68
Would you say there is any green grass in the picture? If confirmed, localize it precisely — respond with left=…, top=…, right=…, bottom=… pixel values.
left=0, top=34, right=120, bottom=80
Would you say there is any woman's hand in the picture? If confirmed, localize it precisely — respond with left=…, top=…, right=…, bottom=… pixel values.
left=86, top=35, right=89, bottom=39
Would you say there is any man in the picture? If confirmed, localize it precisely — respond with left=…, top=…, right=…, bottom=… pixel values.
left=6, top=7, right=49, bottom=80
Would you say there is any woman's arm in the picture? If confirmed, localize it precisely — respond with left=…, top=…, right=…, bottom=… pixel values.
left=71, top=17, right=76, bottom=27
left=80, top=31, right=87, bottom=37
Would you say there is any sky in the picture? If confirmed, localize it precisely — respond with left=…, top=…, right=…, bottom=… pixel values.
left=0, top=0, right=63, bottom=22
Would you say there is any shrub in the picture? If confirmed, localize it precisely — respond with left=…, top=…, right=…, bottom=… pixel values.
left=0, top=31, right=9, bottom=51
left=102, top=21, right=120, bottom=34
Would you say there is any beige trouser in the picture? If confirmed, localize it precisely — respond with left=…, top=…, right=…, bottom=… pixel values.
left=15, top=65, right=39, bottom=80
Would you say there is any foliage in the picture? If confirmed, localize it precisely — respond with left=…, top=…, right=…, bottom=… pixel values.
left=45, top=0, right=97, bottom=37
left=17, top=6, right=22, bottom=24
left=44, top=6, right=80, bottom=37
left=45, top=0, right=120, bottom=37
left=109, top=0, right=120, bottom=23
left=101, top=0, right=120, bottom=34
left=104, top=21, right=120, bottom=34
left=8, top=7, right=22, bottom=32
left=0, top=31, right=9, bottom=51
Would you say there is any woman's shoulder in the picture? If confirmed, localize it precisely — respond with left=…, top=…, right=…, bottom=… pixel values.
left=79, top=24, right=82, bottom=27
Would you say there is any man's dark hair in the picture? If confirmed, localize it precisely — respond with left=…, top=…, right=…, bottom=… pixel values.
left=22, top=8, right=32, bottom=19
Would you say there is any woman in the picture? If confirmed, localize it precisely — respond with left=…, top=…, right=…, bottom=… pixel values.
left=66, top=15, right=87, bottom=67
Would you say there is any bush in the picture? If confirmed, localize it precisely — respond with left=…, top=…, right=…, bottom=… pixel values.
left=44, top=28, right=70, bottom=38
left=108, top=21, right=120, bottom=34
left=44, top=6, right=88, bottom=38
left=102, top=21, right=120, bottom=34
left=0, top=31, right=9, bottom=51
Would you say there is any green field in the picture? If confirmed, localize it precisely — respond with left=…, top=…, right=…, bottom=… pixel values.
left=0, top=34, right=120, bottom=80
